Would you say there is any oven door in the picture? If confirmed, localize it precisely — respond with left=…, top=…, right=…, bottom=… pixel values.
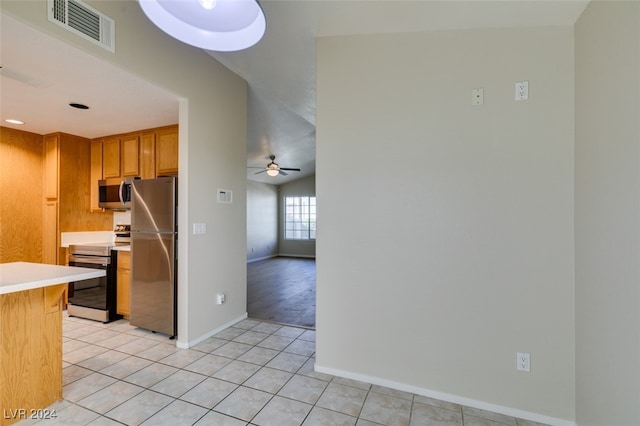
left=68, top=255, right=109, bottom=310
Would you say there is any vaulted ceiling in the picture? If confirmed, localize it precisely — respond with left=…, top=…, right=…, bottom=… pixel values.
left=1, top=1, right=589, bottom=184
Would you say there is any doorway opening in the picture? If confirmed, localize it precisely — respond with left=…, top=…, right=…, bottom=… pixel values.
left=247, top=257, right=315, bottom=328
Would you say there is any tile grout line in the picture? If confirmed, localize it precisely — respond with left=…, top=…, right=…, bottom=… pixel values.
left=69, top=321, right=317, bottom=423
left=58, top=315, right=534, bottom=426
left=230, top=320, right=315, bottom=424
left=63, top=317, right=321, bottom=425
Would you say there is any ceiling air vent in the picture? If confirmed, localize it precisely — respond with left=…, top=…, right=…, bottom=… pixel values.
left=48, top=0, right=115, bottom=52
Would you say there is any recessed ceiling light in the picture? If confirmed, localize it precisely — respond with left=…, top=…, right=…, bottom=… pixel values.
left=69, top=103, right=90, bottom=110
left=5, top=119, right=25, bottom=125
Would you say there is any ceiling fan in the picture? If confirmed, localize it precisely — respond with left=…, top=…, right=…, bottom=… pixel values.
left=250, top=155, right=301, bottom=177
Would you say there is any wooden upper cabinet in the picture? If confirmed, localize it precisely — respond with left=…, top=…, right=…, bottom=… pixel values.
left=140, top=132, right=156, bottom=179
left=101, top=135, right=140, bottom=178
left=90, top=140, right=103, bottom=212
left=91, top=125, right=177, bottom=184
left=44, top=134, right=59, bottom=199
left=121, top=135, right=140, bottom=177
left=102, top=138, right=121, bottom=178
left=156, top=126, right=179, bottom=176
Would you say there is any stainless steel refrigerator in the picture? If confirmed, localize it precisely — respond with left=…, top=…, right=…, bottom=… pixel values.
left=130, top=176, right=177, bottom=338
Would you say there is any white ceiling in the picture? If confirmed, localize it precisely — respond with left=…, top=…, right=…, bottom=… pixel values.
left=0, top=1, right=589, bottom=184
left=0, top=13, right=180, bottom=139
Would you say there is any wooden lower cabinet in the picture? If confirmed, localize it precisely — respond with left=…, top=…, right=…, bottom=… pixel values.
left=0, top=285, right=65, bottom=425
left=116, top=251, right=131, bottom=317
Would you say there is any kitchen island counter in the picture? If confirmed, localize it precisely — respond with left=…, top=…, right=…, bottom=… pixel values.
left=0, top=262, right=104, bottom=425
left=0, top=261, right=105, bottom=294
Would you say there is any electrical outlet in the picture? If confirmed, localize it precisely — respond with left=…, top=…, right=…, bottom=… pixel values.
left=472, top=88, right=484, bottom=106
left=216, top=293, right=225, bottom=305
left=517, top=352, right=530, bottom=372
left=515, top=81, right=529, bottom=101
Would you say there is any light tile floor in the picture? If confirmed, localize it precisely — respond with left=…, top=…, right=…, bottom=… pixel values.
left=16, top=313, right=548, bottom=426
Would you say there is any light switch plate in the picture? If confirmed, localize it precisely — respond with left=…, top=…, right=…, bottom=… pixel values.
left=193, top=223, right=207, bottom=235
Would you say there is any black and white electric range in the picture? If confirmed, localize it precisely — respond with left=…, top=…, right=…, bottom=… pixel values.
left=67, top=242, right=126, bottom=323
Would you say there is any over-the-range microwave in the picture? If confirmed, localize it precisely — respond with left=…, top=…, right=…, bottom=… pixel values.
left=98, top=177, right=139, bottom=210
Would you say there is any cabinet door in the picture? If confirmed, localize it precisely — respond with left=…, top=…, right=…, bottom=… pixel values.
left=156, top=127, right=178, bottom=176
left=43, top=201, right=58, bottom=265
left=102, top=138, right=121, bottom=178
left=90, top=140, right=103, bottom=211
left=44, top=134, right=59, bottom=199
left=140, top=132, right=156, bottom=179
left=121, top=135, right=140, bottom=177
left=116, top=251, right=131, bottom=316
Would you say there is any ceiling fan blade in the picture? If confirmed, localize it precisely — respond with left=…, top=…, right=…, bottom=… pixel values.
left=279, top=167, right=301, bottom=172
left=247, top=166, right=264, bottom=169
left=254, top=169, right=267, bottom=175
left=279, top=170, right=288, bottom=176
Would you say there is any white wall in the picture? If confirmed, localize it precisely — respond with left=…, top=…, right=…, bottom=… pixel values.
left=247, top=180, right=278, bottom=261
left=574, top=2, right=640, bottom=425
left=1, top=0, right=248, bottom=347
left=316, top=27, right=575, bottom=423
left=279, top=175, right=316, bottom=257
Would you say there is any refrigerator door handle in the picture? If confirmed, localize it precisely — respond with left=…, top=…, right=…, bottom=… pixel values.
left=118, top=180, right=125, bottom=205
left=133, top=230, right=177, bottom=235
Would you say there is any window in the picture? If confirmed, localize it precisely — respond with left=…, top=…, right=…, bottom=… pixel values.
left=284, top=196, right=316, bottom=240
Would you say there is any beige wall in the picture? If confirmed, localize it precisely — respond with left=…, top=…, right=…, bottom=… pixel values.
left=0, top=1, right=248, bottom=346
left=316, top=26, right=575, bottom=423
left=247, top=180, right=279, bottom=261
left=575, top=1, right=640, bottom=425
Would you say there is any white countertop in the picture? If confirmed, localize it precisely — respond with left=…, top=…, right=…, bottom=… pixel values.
left=61, top=231, right=115, bottom=247
left=0, top=262, right=106, bottom=295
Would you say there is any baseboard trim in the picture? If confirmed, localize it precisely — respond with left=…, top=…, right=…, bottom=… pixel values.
left=247, top=254, right=278, bottom=263
left=247, top=254, right=316, bottom=263
left=277, top=253, right=316, bottom=259
left=314, top=364, right=575, bottom=426
left=177, top=312, right=248, bottom=349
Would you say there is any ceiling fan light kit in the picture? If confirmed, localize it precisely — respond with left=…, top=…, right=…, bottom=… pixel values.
left=139, top=0, right=266, bottom=52
left=251, top=155, right=301, bottom=177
